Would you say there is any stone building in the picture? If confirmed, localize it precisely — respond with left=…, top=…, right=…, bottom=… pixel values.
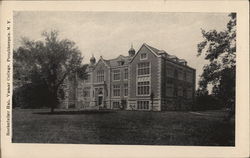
left=61, top=43, right=196, bottom=111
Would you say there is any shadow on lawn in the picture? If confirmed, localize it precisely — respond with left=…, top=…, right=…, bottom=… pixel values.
left=34, top=110, right=116, bottom=115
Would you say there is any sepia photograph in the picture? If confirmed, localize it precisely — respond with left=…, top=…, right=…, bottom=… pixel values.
left=12, top=11, right=236, bottom=146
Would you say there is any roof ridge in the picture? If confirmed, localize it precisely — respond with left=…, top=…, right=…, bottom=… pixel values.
left=99, top=57, right=111, bottom=67
left=108, top=54, right=126, bottom=61
left=143, top=43, right=160, bottom=55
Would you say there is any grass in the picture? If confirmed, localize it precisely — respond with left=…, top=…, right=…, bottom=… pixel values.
left=12, top=109, right=235, bottom=146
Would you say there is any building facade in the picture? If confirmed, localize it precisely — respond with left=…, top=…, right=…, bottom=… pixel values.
left=61, top=43, right=196, bottom=111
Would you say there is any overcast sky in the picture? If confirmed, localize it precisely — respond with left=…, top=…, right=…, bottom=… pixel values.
left=13, top=11, right=230, bottom=89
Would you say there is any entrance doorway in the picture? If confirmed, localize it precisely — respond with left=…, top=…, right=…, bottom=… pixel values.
left=98, top=96, right=103, bottom=106
left=97, top=88, right=104, bottom=107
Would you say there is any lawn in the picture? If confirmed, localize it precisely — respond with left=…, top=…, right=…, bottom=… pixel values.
left=12, top=109, right=235, bottom=146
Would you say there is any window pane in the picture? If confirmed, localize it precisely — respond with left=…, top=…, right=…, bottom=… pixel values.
left=97, top=70, right=104, bottom=82
left=138, top=62, right=150, bottom=76
left=113, top=70, right=120, bottom=80
left=113, top=85, right=120, bottom=96
left=137, top=101, right=149, bottom=109
left=124, top=84, right=128, bottom=96
left=137, top=81, right=150, bottom=95
left=124, top=69, right=128, bottom=79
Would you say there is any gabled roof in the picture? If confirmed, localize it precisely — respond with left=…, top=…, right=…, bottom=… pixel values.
left=108, top=55, right=130, bottom=67
left=129, top=43, right=193, bottom=69
left=85, top=43, right=193, bottom=71
left=90, top=56, right=111, bottom=70
left=130, top=43, right=160, bottom=62
left=90, top=55, right=130, bottom=70
left=144, top=43, right=160, bottom=55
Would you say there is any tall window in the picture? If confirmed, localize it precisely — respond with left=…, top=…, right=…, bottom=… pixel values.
left=124, top=68, right=128, bottom=80
left=137, top=101, right=149, bottom=110
left=186, top=71, right=193, bottom=83
left=187, top=87, right=193, bottom=99
left=184, top=72, right=187, bottom=81
left=97, top=70, right=104, bottom=82
left=178, top=86, right=183, bottom=96
left=178, top=70, right=183, bottom=80
left=166, top=67, right=174, bottom=77
left=183, top=88, right=187, bottom=98
left=113, top=69, right=121, bottom=81
left=137, top=81, right=150, bottom=95
left=166, top=84, right=174, bottom=97
left=137, top=62, right=150, bottom=76
left=124, top=83, right=128, bottom=96
left=174, top=69, right=178, bottom=79
left=113, top=85, right=120, bottom=97
left=174, top=87, right=178, bottom=97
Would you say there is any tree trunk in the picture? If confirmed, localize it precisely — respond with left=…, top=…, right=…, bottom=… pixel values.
left=51, top=107, right=55, bottom=113
left=49, top=88, right=58, bottom=113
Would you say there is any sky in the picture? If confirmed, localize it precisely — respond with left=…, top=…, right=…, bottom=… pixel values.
left=13, top=11, right=231, bottom=89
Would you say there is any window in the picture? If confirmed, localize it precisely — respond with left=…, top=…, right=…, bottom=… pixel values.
left=178, top=86, right=183, bottom=96
left=137, top=101, right=149, bottom=110
left=118, top=61, right=124, bottom=66
left=97, top=70, right=104, bottom=82
left=124, top=68, right=128, bottom=80
left=167, top=78, right=173, bottom=84
left=124, top=83, right=128, bottom=96
left=85, top=74, right=90, bottom=83
left=174, top=69, right=178, bottom=78
left=183, top=88, right=187, bottom=98
left=113, top=85, right=120, bottom=97
left=174, top=87, right=178, bottom=97
left=113, top=101, right=120, bottom=109
left=178, top=69, right=184, bottom=80
left=140, top=53, right=147, bottom=60
left=113, top=69, right=121, bottom=81
left=137, top=81, right=150, bottom=95
left=137, top=62, right=150, bottom=76
left=187, top=87, right=193, bottom=99
left=166, top=85, right=174, bottom=97
left=186, top=71, right=193, bottom=83
left=166, top=67, right=174, bottom=77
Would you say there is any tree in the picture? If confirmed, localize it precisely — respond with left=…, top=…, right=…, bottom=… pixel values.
left=14, top=30, right=87, bottom=112
left=197, top=13, right=236, bottom=111
left=194, top=88, right=222, bottom=111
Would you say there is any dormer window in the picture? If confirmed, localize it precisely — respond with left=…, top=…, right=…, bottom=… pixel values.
left=140, top=53, right=147, bottom=60
left=118, top=61, right=124, bottom=66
